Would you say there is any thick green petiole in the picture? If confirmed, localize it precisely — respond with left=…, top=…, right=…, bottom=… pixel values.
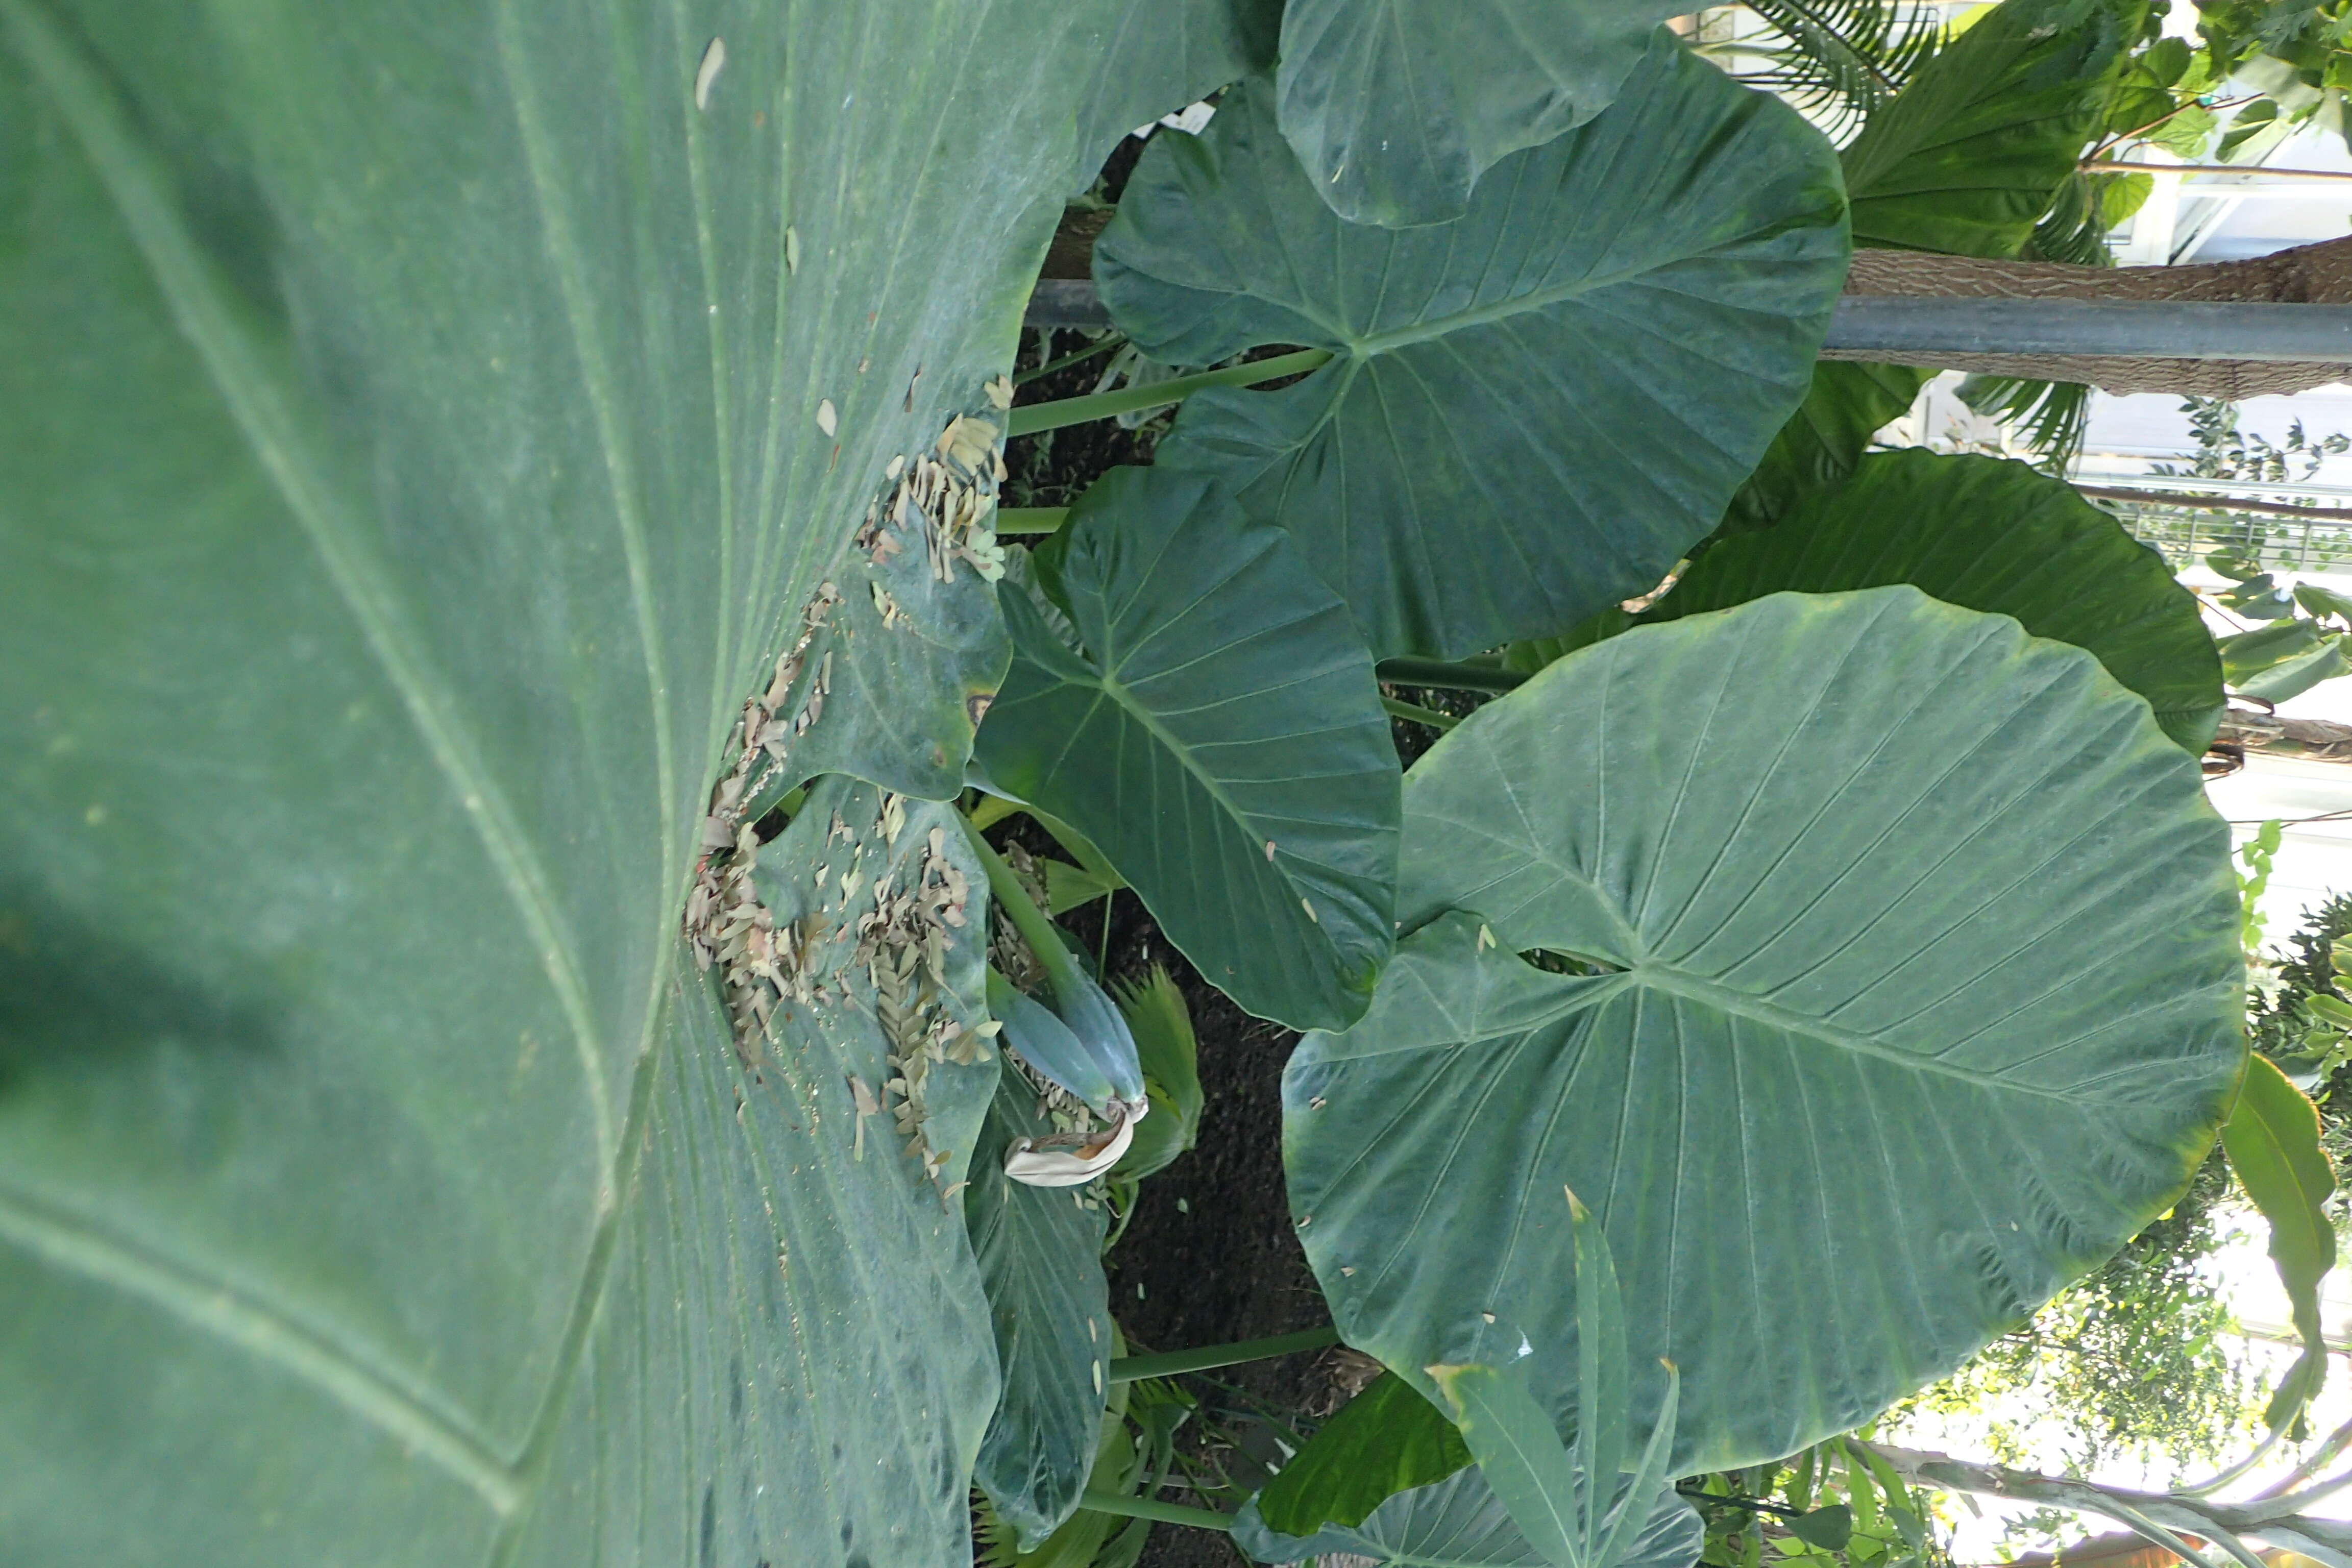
left=1108, top=1325, right=1341, bottom=1382
left=959, top=810, right=1081, bottom=994
left=1006, top=348, right=1334, bottom=437
left=1383, top=697, right=1459, bottom=731
left=1377, top=657, right=1528, bottom=694
left=1076, top=1492, right=1235, bottom=1531
left=965, top=793, right=1025, bottom=831
left=1014, top=331, right=1126, bottom=385
left=995, top=507, right=1067, bottom=535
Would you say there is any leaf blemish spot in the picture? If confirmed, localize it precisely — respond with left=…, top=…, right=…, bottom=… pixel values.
left=694, top=37, right=725, bottom=111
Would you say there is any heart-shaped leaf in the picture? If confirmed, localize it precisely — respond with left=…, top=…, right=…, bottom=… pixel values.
left=1434, top=1357, right=1680, bottom=1568
left=1650, top=450, right=2225, bottom=752
left=2222, top=1054, right=2338, bottom=1429
left=967, top=1069, right=1114, bottom=1548
left=1071, top=0, right=1279, bottom=165
left=1722, top=363, right=1929, bottom=535
left=1840, top=0, right=2142, bottom=257
left=1273, top=0, right=1688, bottom=227
left=975, top=467, right=1399, bottom=1031
left=1254, top=1373, right=1473, bottom=1538
left=1788, top=1504, right=1855, bottom=1550
left=1285, top=589, right=2244, bottom=1472
left=2228, top=625, right=2352, bottom=703
left=1095, top=41, right=1850, bottom=658
left=0, top=1, right=1192, bottom=1559
left=1233, top=1459, right=1704, bottom=1568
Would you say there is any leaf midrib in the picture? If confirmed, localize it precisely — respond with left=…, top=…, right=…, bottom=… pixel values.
left=1089, top=664, right=1316, bottom=904
left=3, top=0, right=663, bottom=1521
left=1339, top=256, right=1696, bottom=358
left=1, top=0, right=620, bottom=1166
left=0, top=1179, right=521, bottom=1513
left=1618, top=965, right=2086, bottom=1103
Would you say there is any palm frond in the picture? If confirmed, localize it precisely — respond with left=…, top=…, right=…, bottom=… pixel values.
left=1947, top=165, right=2124, bottom=470
left=2026, top=169, right=2136, bottom=266
left=1958, top=375, right=2095, bottom=468
left=1732, top=0, right=1946, bottom=142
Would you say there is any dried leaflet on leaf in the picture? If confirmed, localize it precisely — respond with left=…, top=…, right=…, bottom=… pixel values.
left=682, top=404, right=1016, bottom=1186
left=852, top=406, right=1010, bottom=590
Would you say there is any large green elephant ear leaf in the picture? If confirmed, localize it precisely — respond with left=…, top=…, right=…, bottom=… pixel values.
left=749, top=778, right=999, bottom=1190
left=1252, top=1373, right=1472, bottom=1539
left=2222, top=1054, right=2338, bottom=1430
left=1233, top=1458, right=1704, bottom=1567
left=1094, top=40, right=1850, bottom=659
left=1272, top=0, right=1689, bottom=228
left=1839, top=0, right=2143, bottom=256
left=1721, top=362, right=1929, bottom=534
left=0, top=1, right=1164, bottom=1560
left=1650, top=450, right=2226, bottom=752
left=966, top=1070, right=1113, bottom=1549
left=1284, top=589, right=2244, bottom=1473
left=974, top=467, right=1399, bottom=1031
left=1071, top=0, right=1279, bottom=165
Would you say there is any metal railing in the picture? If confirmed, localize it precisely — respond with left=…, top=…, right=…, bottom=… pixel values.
left=2076, top=472, right=2352, bottom=572
left=2109, top=497, right=2352, bottom=573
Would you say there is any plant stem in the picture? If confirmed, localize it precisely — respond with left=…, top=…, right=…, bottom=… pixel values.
left=1377, top=657, right=1528, bottom=694
left=996, top=507, right=1068, bottom=534
left=1007, top=348, right=1333, bottom=438
left=1678, top=1488, right=1804, bottom=1519
left=1015, top=332, right=1126, bottom=385
left=2082, top=158, right=2352, bottom=182
left=2252, top=1410, right=2352, bottom=1499
left=1108, top=1326, right=1341, bottom=1382
left=1383, top=697, right=1459, bottom=731
left=965, top=794, right=1024, bottom=831
left=1077, top=1491, right=1234, bottom=1532
left=959, top=811, right=1079, bottom=994
left=1030, top=808, right=1125, bottom=895
left=2175, top=1423, right=2287, bottom=1498
left=2081, top=95, right=2256, bottom=163
left=1860, top=1440, right=2352, bottom=1568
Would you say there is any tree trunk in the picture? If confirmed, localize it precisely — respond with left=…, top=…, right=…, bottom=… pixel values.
left=1829, top=237, right=2352, bottom=396
left=2219, top=709, right=2352, bottom=763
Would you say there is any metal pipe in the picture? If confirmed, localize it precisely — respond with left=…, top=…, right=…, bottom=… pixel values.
left=1026, top=284, right=2352, bottom=363
left=1824, top=298, right=2352, bottom=362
